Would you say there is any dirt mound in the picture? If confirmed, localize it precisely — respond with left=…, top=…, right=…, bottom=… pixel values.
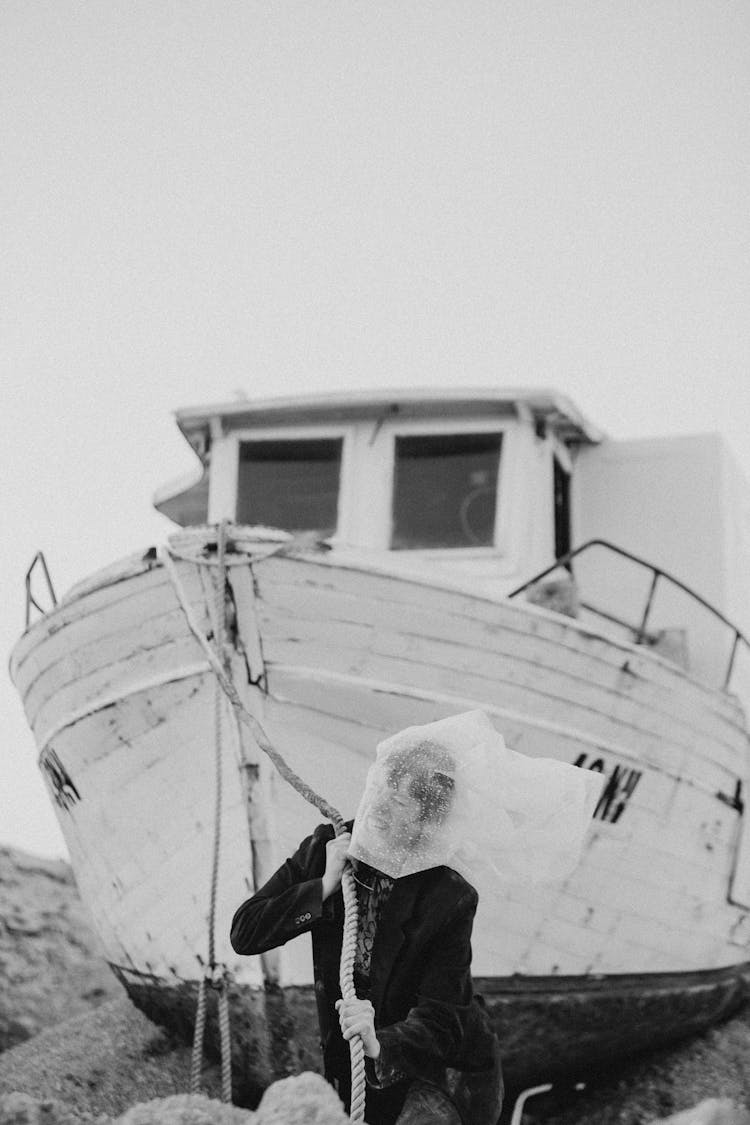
left=3, top=843, right=750, bottom=1123
left=0, top=847, right=122, bottom=1052
left=0, top=997, right=222, bottom=1116
left=0, top=1074, right=349, bottom=1125
left=526, top=1007, right=750, bottom=1124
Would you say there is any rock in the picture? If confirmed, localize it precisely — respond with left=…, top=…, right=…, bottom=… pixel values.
left=117, top=1094, right=252, bottom=1125
left=254, top=1073, right=348, bottom=1124
left=0, top=1091, right=103, bottom=1125
left=0, top=999, right=223, bottom=1116
left=0, top=847, right=121, bottom=1053
left=0, top=1080, right=348, bottom=1125
left=648, top=1099, right=750, bottom=1124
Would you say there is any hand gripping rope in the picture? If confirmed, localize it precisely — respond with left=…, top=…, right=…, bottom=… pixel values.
left=161, top=527, right=367, bottom=1122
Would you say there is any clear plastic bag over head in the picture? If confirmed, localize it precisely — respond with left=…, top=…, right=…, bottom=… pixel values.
left=348, top=710, right=605, bottom=890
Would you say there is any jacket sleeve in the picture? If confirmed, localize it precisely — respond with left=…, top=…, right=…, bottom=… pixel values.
left=230, top=822, right=335, bottom=955
left=370, top=887, right=477, bottom=1085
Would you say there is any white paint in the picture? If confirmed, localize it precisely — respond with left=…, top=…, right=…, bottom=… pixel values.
left=207, top=424, right=239, bottom=524
left=35, top=660, right=211, bottom=754
left=572, top=433, right=750, bottom=702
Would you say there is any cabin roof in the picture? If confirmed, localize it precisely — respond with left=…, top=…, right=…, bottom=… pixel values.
left=174, top=387, right=604, bottom=458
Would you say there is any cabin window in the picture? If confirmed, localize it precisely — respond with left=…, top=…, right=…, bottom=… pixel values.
left=237, top=438, right=342, bottom=535
left=554, top=457, right=572, bottom=563
left=391, top=433, right=502, bottom=549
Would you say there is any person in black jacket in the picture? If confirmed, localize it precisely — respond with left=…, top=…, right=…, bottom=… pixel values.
left=230, top=740, right=503, bottom=1125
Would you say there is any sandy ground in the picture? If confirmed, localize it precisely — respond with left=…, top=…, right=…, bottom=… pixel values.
left=0, top=998, right=223, bottom=1117
left=0, top=847, right=121, bottom=1052
left=1, top=992, right=750, bottom=1124
left=520, top=1005, right=750, bottom=1125
left=3, top=845, right=750, bottom=1123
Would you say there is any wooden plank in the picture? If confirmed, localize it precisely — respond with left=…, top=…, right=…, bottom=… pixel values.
left=48, top=677, right=256, bottom=981
left=14, top=558, right=186, bottom=662
left=24, top=626, right=206, bottom=729
left=12, top=551, right=158, bottom=662
left=265, top=653, right=743, bottom=804
left=12, top=563, right=207, bottom=687
left=42, top=673, right=212, bottom=776
left=368, top=628, right=745, bottom=760
left=265, top=665, right=742, bottom=810
left=255, top=562, right=746, bottom=739
left=17, top=588, right=206, bottom=695
left=262, top=553, right=748, bottom=720
left=254, top=562, right=750, bottom=774
left=262, top=631, right=739, bottom=778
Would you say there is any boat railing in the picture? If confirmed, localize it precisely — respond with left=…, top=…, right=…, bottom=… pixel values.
left=508, top=538, right=750, bottom=691
left=25, top=551, right=58, bottom=628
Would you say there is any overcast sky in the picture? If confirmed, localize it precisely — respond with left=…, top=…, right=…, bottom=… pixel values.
left=2, top=1, right=749, bottom=858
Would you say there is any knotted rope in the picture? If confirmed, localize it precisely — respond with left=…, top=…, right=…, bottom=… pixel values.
left=161, top=533, right=366, bottom=1121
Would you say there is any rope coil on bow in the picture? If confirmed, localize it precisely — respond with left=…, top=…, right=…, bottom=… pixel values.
left=161, top=529, right=366, bottom=1121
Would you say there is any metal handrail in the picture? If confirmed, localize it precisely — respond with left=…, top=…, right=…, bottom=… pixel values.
left=508, top=538, right=750, bottom=691
left=25, top=551, right=58, bottom=628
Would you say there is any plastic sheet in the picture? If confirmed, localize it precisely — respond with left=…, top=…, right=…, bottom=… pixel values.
left=348, top=710, right=604, bottom=891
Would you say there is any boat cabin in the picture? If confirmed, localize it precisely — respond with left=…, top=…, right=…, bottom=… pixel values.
left=154, top=388, right=600, bottom=579
left=154, top=387, right=750, bottom=698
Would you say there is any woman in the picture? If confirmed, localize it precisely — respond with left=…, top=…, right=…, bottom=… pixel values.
left=230, top=736, right=503, bottom=1125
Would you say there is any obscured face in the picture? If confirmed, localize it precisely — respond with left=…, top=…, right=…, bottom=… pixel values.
left=349, top=739, right=456, bottom=876
left=362, top=773, right=425, bottom=851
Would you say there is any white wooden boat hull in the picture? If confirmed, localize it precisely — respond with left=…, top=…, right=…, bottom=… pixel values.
left=10, top=527, right=750, bottom=1093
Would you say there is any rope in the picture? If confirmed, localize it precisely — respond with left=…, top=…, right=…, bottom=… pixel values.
left=189, top=523, right=234, bottom=1101
left=340, top=868, right=366, bottom=1123
left=218, top=980, right=233, bottom=1103
left=166, top=550, right=262, bottom=567
left=163, top=533, right=366, bottom=1119
left=190, top=977, right=208, bottom=1094
left=160, top=545, right=345, bottom=834
left=208, top=688, right=223, bottom=974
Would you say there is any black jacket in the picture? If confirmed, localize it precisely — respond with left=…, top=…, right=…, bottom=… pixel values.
left=230, top=822, right=502, bottom=1124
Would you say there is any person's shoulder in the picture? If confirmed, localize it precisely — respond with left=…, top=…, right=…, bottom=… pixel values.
left=291, top=821, right=336, bottom=857
left=303, top=821, right=334, bottom=850
left=444, top=866, right=478, bottom=899
left=287, top=821, right=339, bottom=873
left=308, top=819, right=351, bottom=844
left=430, top=866, right=479, bottom=910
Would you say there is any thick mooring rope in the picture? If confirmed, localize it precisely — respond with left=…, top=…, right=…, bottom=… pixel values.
left=162, top=537, right=366, bottom=1121
left=190, top=977, right=208, bottom=1095
left=189, top=524, right=234, bottom=1103
left=340, top=867, right=367, bottom=1121
left=218, top=981, right=233, bottom=1103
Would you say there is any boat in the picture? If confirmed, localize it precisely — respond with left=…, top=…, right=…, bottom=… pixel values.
left=10, top=387, right=750, bottom=1101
